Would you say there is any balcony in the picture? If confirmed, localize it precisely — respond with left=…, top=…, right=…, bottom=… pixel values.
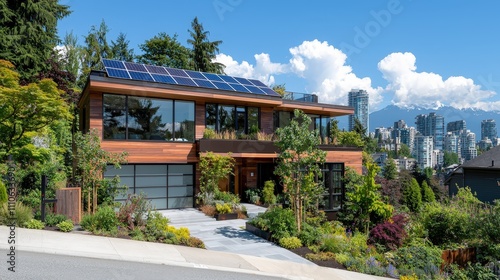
left=282, top=91, right=318, bottom=103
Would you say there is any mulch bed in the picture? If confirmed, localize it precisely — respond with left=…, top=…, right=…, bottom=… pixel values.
left=289, top=246, right=346, bottom=270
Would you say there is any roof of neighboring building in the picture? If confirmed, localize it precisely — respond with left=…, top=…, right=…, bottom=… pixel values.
left=461, top=145, right=500, bottom=170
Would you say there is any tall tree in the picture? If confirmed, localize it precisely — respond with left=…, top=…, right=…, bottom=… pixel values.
left=0, top=60, right=72, bottom=157
left=187, top=17, right=224, bottom=73
left=78, top=20, right=112, bottom=88
left=110, top=32, right=134, bottom=62
left=137, top=33, right=191, bottom=69
left=329, top=118, right=340, bottom=145
left=61, top=31, right=81, bottom=87
left=0, top=0, right=71, bottom=83
left=382, top=158, right=398, bottom=180
left=274, top=109, right=326, bottom=232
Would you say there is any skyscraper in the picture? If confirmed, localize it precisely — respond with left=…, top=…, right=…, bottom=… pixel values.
left=414, top=113, right=444, bottom=150
left=447, top=120, right=466, bottom=135
left=481, top=119, right=497, bottom=141
left=414, top=135, right=434, bottom=169
left=348, top=89, right=369, bottom=134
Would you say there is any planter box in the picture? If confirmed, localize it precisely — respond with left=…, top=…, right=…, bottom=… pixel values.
left=245, top=222, right=272, bottom=241
left=441, top=247, right=476, bottom=269
left=214, top=213, right=238, bottom=221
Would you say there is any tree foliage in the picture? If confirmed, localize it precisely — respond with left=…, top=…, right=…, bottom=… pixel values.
left=137, top=33, right=191, bottom=69
left=404, top=178, right=422, bottom=212
left=274, top=109, right=326, bottom=232
left=329, top=118, right=340, bottom=145
left=421, top=180, right=435, bottom=203
left=74, top=129, right=127, bottom=213
left=382, top=158, right=398, bottom=180
left=197, top=152, right=235, bottom=205
left=443, top=151, right=459, bottom=167
left=272, top=84, right=286, bottom=97
left=0, top=0, right=71, bottom=83
left=111, top=32, right=135, bottom=62
left=187, top=17, right=224, bottom=74
left=338, top=131, right=364, bottom=147
left=0, top=60, right=72, bottom=157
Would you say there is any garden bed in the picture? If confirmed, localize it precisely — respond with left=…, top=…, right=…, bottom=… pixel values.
left=245, top=222, right=272, bottom=240
left=214, top=213, right=238, bottom=221
left=290, top=247, right=346, bottom=270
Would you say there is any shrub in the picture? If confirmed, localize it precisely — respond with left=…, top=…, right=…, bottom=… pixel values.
left=320, top=234, right=348, bottom=254
left=447, top=263, right=497, bottom=280
left=57, top=220, right=74, bottom=232
left=262, top=180, right=276, bottom=205
left=186, top=236, right=205, bottom=249
left=368, top=214, right=408, bottom=250
left=117, top=193, right=151, bottom=230
left=199, top=204, right=216, bottom=217
left=144, top=211, right=170, bottom=242
left=279, top=236, right=302, bottom=249
left=245, top=188, right=261, bottom=204
left=214, top=191, right=240, bottom=205
left=24, top=218, right=45, bottom=229
left=89, top=206, right=119, bottom=233
left=404, top=178, right=422, bottom=212
left=420, top=202, right=471, bottom=246
left=44, top=213, right=68, bottom=227
left=249, top=206, right=297, bottom=241
left=305, top=251, right=335, bottom=261
left=166, top=225, right=190, bottom=244
left=0, top=181, right=7, bottom=203
left=80, top=213, right=97, bottom=232
left=130, top=228, right=145, bottom=241
left=298, top=223, right=322, bottom=247
left=18, top=188, right=42, bottom=210
left=393, top=245, right=442, bottom=279
left=0, top=201, right=33, bottom=226
left=421, top=181, right=435, bottom=203
left=215, top=203, right=232, bottom=214
left=480, top=201, right=500, bottom=244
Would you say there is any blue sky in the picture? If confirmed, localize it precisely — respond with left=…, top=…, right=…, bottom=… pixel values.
left=58, top=0, right=500, bottom=112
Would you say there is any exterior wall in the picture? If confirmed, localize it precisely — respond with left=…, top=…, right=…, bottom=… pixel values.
left=325, top=150, right=363, bottom=174
left=195, top=102, right=205, bottom=140
left=463, top=169, right=500, bottom=203
left=260, top=107, right=274, bottom=134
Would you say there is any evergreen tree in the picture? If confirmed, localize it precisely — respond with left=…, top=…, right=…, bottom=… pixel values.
left=421, top=180, right=435, bottom=203
left=61, top=32, right=81, bottom=89
left=383, top=158, right=398, bottom=180
left=404, top=178, right=422, bottom=212
left=111, top=32, right=134, bottom=62
left=187, top=17, right=224, bottom=73
left=0, top=0, right=71, bottom=83
left=137, top=33, right=191, bottom=69
left=329, top=118, right=340, bottom=145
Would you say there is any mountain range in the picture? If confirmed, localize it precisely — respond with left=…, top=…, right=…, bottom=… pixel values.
left=369, top=105, right=500, bottom=138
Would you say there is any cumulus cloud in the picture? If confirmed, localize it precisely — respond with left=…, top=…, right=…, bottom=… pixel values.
left=214, top=53, right=286, bottom=85
left=215, top=40, right=383, bottom=107
left=378, top=52, right=496, bottom=110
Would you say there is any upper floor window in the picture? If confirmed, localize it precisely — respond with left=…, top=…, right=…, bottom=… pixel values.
left=273, top=111, right=331, bottom=144
left=206, top=103, right=259, bottom=134
left=103, top=94, right=194, bottom=142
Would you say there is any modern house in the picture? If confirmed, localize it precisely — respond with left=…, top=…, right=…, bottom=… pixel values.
left=78, top=59, right=362, bottom=213
left=446, top=145, right=500, bottom=203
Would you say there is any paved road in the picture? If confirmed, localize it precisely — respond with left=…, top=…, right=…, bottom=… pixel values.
left=0, top=251, right=287, bottom=280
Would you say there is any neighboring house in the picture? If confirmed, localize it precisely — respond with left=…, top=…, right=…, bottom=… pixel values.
left=78, top=59, right=362, bottom=212
left=446, top=145, right=500, bottom=203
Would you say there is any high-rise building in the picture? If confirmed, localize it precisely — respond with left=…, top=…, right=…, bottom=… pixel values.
left=414, top=113, right=444, bottom=150
left=348, top=89, right=369, bottom=134
left=460, top=130, right=477, bottom=161
left=414, top=135, right=434, bottom=169
left=481, top=119, right=497, bottom=141
left=444, top=132, right=461, bottom=155
left=447, top=120, right=467, bottom=135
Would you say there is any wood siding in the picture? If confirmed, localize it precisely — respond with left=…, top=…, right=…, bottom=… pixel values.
left=101, top=141, right=197, bottom=163
left=326, top=150, right=363, bottom=173
left=195, top=102, right=205, bottom=140
left=261, top=107, right=274, bottom=134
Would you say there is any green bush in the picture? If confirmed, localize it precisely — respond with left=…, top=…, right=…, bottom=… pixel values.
left=117, top=193, right=151, bottom=231
left=279, top=236, right=302, bottom=249
left=94, top=206, right=119, bottom=232
left=421, top=181, right=435, bottom=203
left=393, top=244, right=442, bottom=279
left=215, top=203, right=232, bottom=214
left=0, top=181, right=7, bottom=203
left=44, top=213, right=68, bottom=227
left=24, top=218, right=45, bottom=229
left=262, top=180, right=276, bottom=205
left=80, top=213, right=98, bottom=232
left=245, top=188, right=261, bottom=204
left=320, top=234, right=348, bottom=254
left=298, top=223, right=322, bottom=246
left=480, top=201, right=500, bottom=244
left=420, top=202, right=471, bottom=246
left=186, top=236, right=205, bottom=249
left=144, top=211, right=170, bottom=242
left=214, top=191, right=240, bottom=205
left=447, top=262, right=497, bottom=280
left=0, top=201, right=33, bottom=226
left=56, top=220, right=74, bottom=232
left=249, top=206, right=297, bottom=241
left=18, top=188, right=42, bottom=210
left=404, top=178, right=422, bottom=212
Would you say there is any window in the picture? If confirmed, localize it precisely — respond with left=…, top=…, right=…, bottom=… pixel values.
left=205, top=103, right=259, bottom=134
left=103, top=94, right=194, bottom=142
left=321, top=163, right=344, bottom=211
left=274, top=111, right=331, bottom=144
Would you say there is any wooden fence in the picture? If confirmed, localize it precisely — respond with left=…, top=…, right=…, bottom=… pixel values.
left=441, top=247, right=476, bottom=269
left=56, top=188, right=81, bottom=224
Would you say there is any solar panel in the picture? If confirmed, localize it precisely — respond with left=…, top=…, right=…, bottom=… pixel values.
left=103, top=59, right=126, bottom=69
left=146, top=65, right=169, bottom=75
left=185, top=70, right=206, bottom=80
left=124, top=62, right=147, bottom=72
left=248, top=79, right=267, bottom=87
left=219, top=75, right=239, bottom=84
left=203, top=73, right=224, bottom=82
left=193, top=79, right=217, bottom=89
left=129, top=71, right=154, bottom=81
left=245, top=85, right=266, bottom=94
left=228, top=83, right=251, bottom=93
left=151, top=74, right=176, bottom=84
left=173, top=76, right=197, bottom=87
left=234, top=77, right=253, bottom=86
left=107, top=68, right=130, bottom=79
left=166, top=68, right=189, bottom=77
left=102, top=59, right=282, bottom=98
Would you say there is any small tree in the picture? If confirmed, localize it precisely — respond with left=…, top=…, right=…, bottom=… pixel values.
left=382, top=158, right=398, bottom=180
left=74, top=129, right=127, bottom=213
left=329, top=118, right=339, bottom=145
left=198, top=152, right=234, bottom=205
left=262, top=180, right=276, bottom=205
left=421, top=180, right=435, bottom=203
left=404, top=178, right=422, bottom=212
left=274, top=109, right=326, bottom=232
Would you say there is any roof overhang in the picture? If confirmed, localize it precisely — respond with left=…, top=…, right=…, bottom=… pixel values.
left=278, top=99, right=354, bottom=117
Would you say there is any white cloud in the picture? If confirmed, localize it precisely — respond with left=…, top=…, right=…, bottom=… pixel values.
left=288, top=39, right=383, bottom=107
left=215, top=40, right=383, bottom=108
left=214, top=53, right=286, bottom=85
left=378, top=52, right=496, bottom=110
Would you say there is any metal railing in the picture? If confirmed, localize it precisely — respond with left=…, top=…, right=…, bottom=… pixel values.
left=282, top=91, right=318, bottom=103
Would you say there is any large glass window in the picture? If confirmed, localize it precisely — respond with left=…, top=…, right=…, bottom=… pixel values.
left=103, top=94, right=194, bottom=142
left=321, top=163, right=344, bottom=211
left=274, top=111, right=331, bottom=144
left=205, top=103, right=259, bottom=134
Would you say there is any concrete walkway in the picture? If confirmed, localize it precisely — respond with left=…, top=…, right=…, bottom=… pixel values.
left=159, top=204, right=314, bottom=265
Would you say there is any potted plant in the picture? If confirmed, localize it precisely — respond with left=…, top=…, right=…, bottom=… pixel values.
left=214, top=203, right=238, bottom=221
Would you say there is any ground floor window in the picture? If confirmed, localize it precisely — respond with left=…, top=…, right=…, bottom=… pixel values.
left=104, top=164, right=194, bottom=209
left=321, top=163, right=345, bottom=211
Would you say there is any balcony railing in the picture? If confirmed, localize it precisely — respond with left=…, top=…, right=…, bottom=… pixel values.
left=282, top=91, right=318, bottom=103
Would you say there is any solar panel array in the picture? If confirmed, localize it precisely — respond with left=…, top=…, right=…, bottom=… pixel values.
left=102, top=59, right=280, bottom=97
